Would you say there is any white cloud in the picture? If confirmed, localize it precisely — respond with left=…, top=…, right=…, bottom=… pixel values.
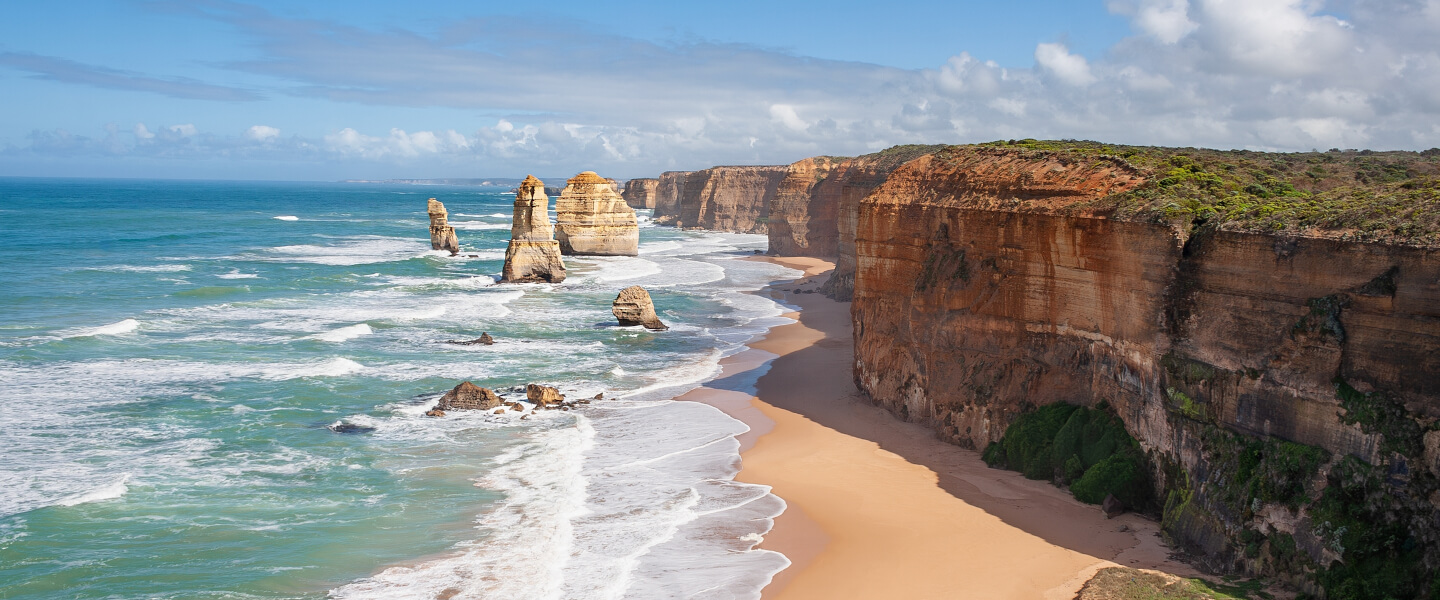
left=769, top=104, right=808, bottom=131
left=1110, top=0, right=1199, bottom=44
left=1034, top=43, right=1097, bottom=86
left=167, top=124, right=197, bottom=137
left=133, top=123, right=154, bottom=140
left=245, top=125, right=280, bottom=141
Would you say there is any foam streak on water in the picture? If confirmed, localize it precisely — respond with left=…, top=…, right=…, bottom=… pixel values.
left=0, top=180, right=802, bottom=600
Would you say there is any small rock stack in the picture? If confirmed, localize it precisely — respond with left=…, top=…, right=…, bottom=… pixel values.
left=427, top=198, right=460, bottom=255
left=501, top=175, right=567, bottom=283
left=612, top=286, right=668, bottom=330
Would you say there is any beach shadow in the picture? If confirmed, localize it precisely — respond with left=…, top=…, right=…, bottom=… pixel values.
left=745, top=279, right=1190, bottom=575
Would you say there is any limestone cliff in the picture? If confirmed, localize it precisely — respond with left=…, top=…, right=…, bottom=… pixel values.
left=501, top=175, right=566, bottom=283
left=427, top=198, right=460, bottom=255
left=766, top=146, right=944, bottom=286
left=847, top=143, right=1440, bottom=594
left=670, top=166, right=788, bottom=233
left=652, top=171, right=692, bottom=224
left=555, top=171, right=639, bottom=256
left=622, top=178, right=659, bottom=209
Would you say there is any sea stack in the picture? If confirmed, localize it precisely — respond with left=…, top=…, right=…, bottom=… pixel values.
left=612, top=285, right=667, bottom=330
left=427, top=198, right=460, bottom=255
left=555, top=171, right=639, bottom=256
left=500, top=175, right=567, bottom=283
left=621, top=178, right=659, bottom=209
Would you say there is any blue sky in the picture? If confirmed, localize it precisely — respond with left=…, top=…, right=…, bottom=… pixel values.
left=0, top=0, right=1435, bottom=180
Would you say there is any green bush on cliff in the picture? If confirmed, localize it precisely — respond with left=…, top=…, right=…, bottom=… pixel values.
left=1310, top=455, right=1430, bottom=600
left=985, top=402, right=1153, bottom=509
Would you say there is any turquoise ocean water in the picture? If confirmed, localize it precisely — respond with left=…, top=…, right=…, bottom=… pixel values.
left=0, top=178, right=797, bottom=599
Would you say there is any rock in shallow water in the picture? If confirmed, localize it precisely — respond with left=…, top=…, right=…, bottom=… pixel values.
left=437, top=381, right=503, bottom=411
left=526, top=383, right=563, bottom=407
left=612, top=285, right=668, bottom=330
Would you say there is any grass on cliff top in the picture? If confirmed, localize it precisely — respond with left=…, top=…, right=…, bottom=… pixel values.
left=1076, top=567, right=1271, bottom=600
left=962, top=139, right=1440, bottom=247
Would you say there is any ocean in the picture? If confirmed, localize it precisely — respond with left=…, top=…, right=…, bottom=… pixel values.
left=0, top=178, right=798, bottom=599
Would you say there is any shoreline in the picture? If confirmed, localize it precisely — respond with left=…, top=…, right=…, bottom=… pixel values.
left=681, top=257, right=1200, bottom=599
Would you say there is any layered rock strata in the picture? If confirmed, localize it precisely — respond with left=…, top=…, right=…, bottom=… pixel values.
left=555, top=171, right=639, bottom=256
left=671, top=166, right=788, bottom=233
left=501, top=175, right=567, bottom=283
left=427, top=198, right=460, bottom=255
left=767, top=146, right=944, bottom=282
left=847, top=145, right=1440, bottom=588
left=652, top=171, right=692, bottom=224
left=612, top=286, right=667, bottom=330
left=621, top=178, right=659, bottom=209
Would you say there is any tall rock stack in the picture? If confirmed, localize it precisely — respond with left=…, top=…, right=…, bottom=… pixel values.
left=500, top=175, right=567, bottom=283
left=427, top=198, right=460, bottom=255
left=554, top=171, right=639, bottom=256
left=621, top=178, right=659, bottom=209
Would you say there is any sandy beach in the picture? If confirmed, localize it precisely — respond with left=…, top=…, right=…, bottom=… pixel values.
left=680, top=257, right=1199, bottom=600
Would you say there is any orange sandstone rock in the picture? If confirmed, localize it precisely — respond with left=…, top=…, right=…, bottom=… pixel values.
left=555, top=171, right=639, bottom=256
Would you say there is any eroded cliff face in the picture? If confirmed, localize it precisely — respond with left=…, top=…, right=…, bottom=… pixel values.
left=652, top=171, right=691, bottom=224
left=668, top=166, right=787, bottom=233
left=555, top=171, right=639, bottom=256
left=622, top=178, right=659, bottom=209
left=501, top=175, right=566, bottom=283
left=849, top=145, right=1440, bottom=588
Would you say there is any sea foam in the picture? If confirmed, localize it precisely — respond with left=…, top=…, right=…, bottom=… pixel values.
left=313, top=323, right=373, bottom=342
left=56, top=474, right=130, bottom=507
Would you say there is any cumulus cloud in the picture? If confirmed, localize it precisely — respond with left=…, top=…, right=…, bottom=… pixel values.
left=245, top=125, right=280, bottom=141
left=1109, top=0, right=1199, bottom=44
left=1034, top=43, right=1097, bottom=86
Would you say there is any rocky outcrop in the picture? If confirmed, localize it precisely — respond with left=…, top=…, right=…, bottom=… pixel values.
left=501, top=175, right=567, bottom=283
left=427, top=198, right=460, bottom=255
left=652, top=171, right=692, bottom=224
left=526, top=384, right=563, bottom=407
left=669, top=166, right=788, bottom=233
left=612, top=286, right=667, bottom=330
left=555, top=171, right=639, bottom=256
left=622, top=178, right=659, bottom=209
left=437, top=381, right=503, bottom=411
left=847, top=144, right=1440, bottom=591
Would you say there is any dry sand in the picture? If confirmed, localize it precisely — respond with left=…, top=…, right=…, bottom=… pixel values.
left=678, top=257, right=1198, bottom=600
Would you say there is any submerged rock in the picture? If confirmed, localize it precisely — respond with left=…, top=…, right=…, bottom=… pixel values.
left=425, top=409, right=446, bottom=418
left=328, top=422, right=377, bottom=434
left=501, top=175, right=567, bottom=283
left=612, top=285, right=668, bottom=330
left=437, top=381, right=503, bottom=411
left=555, top=171, right=639, bottom=256
left=526, top=383, right=564, bottom=407
left=445, top=332, right=495, bottom=346
left=427, top=198, right=460, bottom=255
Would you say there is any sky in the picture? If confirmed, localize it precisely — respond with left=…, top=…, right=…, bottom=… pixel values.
left=0, top=0, right=1436, bottom=181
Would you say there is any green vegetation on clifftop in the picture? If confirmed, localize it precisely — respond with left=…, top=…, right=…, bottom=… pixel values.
left=972, top=140, right=1440, bottom=247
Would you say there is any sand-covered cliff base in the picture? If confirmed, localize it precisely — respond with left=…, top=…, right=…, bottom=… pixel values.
left=681, top=258, right=1201, bottom=599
